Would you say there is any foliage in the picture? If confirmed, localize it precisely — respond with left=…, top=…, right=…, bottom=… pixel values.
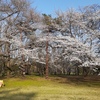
left=0, top=0, right=100, bottom=76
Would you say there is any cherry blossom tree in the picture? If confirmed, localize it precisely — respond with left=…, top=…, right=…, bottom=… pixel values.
left=0, top=1, right=100, bottom=77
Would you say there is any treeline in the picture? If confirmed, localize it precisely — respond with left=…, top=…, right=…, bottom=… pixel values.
left=0, top=0, right=100, bottom=77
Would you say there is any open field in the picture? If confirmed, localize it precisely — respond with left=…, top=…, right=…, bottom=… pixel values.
left=0, top=75, right=100, bottom=100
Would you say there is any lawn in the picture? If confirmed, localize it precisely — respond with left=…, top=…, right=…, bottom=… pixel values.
left=0, top=75, right=100, bottom=100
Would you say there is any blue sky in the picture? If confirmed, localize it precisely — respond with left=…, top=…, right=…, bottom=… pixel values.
left=31, top=0, right=100, bottom=16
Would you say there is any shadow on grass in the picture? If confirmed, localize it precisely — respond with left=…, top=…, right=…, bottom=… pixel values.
left=0, top=88, right=36, bottom=100
left=50, top=75, right=100, bottom=87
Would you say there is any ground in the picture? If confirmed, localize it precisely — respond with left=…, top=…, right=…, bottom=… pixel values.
left=0, top=75, right=100, bottom=100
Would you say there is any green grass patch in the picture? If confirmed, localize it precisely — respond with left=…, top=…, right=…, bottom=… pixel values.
left=0, top=75, right=100, bottom=100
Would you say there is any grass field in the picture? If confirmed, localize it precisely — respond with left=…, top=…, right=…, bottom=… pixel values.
left=0, top=75, right=100, bottom=100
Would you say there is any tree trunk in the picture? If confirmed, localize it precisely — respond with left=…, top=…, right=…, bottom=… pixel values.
left=45, top=40, right=49, bottom=79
